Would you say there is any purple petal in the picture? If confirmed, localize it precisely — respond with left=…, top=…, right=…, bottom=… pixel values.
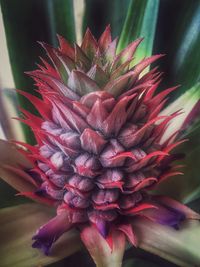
left=32, top=211, right=72, bottom=255
left=95, top=220, right=108, bottom=238
left=141, top=203, right=185, bottom=229
left=153, top=196, right=200, bottom=220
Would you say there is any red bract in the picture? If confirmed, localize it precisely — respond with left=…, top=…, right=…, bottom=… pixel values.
left=16, top=26, right=199, bottom=255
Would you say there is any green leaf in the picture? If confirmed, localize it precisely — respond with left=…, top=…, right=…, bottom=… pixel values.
left=154, top=1, right=200, bottom=97
left=0, top=0, right=75, bottom=144
left=82, top=0, right=130, bottom=39
left=0, top=203, right=81, bottom=267
left=117, top=0, right=159, bottom=65
left=48, top=0, right=76, bottom=44
left=155, top=83, right=200, bottom=203
left=171, top=2, right=200, bottom=97
left=156, top=123, right=200, bottom=204
left=188, top=197, right=200, bottom=214
left=160, top=83, right=200, bottom=142
left=1, top=88, right=25, bottom=142
left=132, top=218, right=200, bottom=267
left=1, top=204, right=199, bottom=267
left=0, top=89, right=15, bottom=140
left=0, top=179, right=30, bottom=209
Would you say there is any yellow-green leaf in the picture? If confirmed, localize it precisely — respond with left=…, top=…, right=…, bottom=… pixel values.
left=0, top=203, right=81, bottom=267
left=117, top=0, right=159, bottom=65
left=133, top=218, right=200, bottom=267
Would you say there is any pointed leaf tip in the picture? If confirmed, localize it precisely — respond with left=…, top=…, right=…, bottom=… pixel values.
left=99, top=24, right=112, bottom=51
left=81, top=28, right=98, bottom=60
left=68, top=70, right=100, bottom=96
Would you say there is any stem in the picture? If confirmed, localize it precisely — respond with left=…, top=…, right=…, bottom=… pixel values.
left=81, top=226, right=126, bottom=267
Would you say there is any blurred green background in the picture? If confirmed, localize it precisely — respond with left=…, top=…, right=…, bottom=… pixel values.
left=0, top=0, right=199, bottom=266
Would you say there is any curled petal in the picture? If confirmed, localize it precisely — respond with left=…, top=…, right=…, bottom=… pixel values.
left=135, top=196, right=200, bottom=230
left=152, top=196, right=200, bottom=220
left=32, top=210, right=72, bottom=255
left=140, top=203, right=185, bottom=228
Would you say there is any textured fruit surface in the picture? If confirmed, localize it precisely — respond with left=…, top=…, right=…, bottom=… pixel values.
left=17, top=26, right=198, bottom=255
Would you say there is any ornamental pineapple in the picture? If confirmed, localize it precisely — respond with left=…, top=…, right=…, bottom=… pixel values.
left=17, top=26, right=198, bottom=255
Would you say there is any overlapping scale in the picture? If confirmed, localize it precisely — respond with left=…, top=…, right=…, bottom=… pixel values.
left=18, top=26, right=189, bottom=254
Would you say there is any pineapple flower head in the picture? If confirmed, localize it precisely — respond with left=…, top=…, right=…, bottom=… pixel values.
left=15, top=26, right=200, bottom=255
